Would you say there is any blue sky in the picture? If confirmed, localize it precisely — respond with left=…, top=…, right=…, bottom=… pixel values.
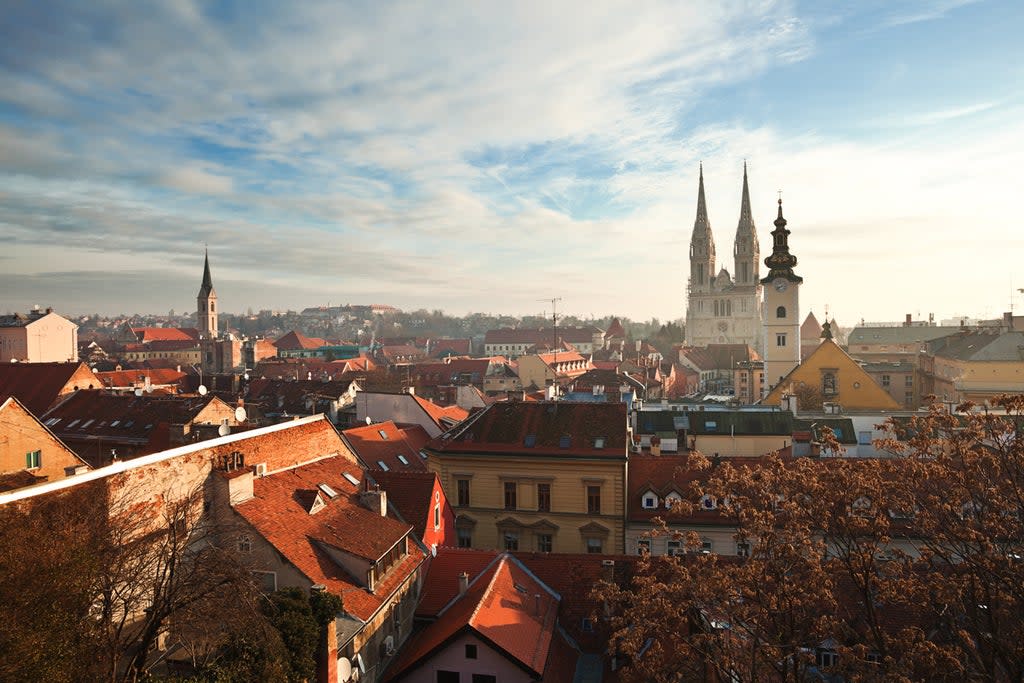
left=1, top=0, right=1021, bottom=325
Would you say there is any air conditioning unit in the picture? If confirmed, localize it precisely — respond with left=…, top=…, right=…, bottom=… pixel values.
left=254, top=463, right=267, bottom=477
left=384, top=635, right=396, bottom=656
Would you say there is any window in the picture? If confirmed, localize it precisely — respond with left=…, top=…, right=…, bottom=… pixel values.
left=504, top=482, right=517, bottom=510
left=858, top=431, right=872, bottom=445
left=436, top=672, right=460, bottom=683
left=905, top=375, right=913, bottom=387
left=700, top=494, right=717, bottom=510
left=433, top=504, right=441, bottom=531
left=817, top=649, right=839, bottom=668
left=586, top=538, right=603, bottom=554
left=503, top=531, right=519, bottom=551
left=851, top=496, right=873, bottom=517
left=881, top=374, right=891, bottom=387
left=472, top=676, right=496, bottom=683
left=537, top=533, right=552, bottom=553
left=587, top=486, right=601, bottom=514
left=736, top=541, right=751, bottom=557
left=378, top=429, right=389, bottom=439
left=776, top=333, right=787, bottom=347
left=776, top=306, right=786, bottom=318
left=25, top=450, right=41, bottom=469
left=465, top=643, right=477, bottom=659
left=637, top=539, right=650, bottom=555
left=642, top=493, right=658, bottom=509
left=822, top=372, right=836, bottom=396
left=667, top=540, right=681, bottom=556
left=581, top=618, right=594, bottom=632
left=457, top=479, right=470, bottom=507
left=701, top=539, right=714, bottom=553
left=238, top=535, right=252, bottom=553
left=457, top=527, right=472, bottom=548
left=537, top=483, right=551, bottom=512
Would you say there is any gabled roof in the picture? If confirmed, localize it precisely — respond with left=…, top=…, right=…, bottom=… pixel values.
left=427, top=401, right=628, bottom=458
left=130, top=327, right=201, bottom=343
left=234, top=456, right=423, bottom=622
left=0, top=362, right=100, bottom=416
left=367, top=470, right=440, bottom=540
left=932, top=331, right=1024, bottom=362
left=96, top=368, right=187, bottom=389
left=604, top=317, right=627, bottom=340
left=429, top=338, right=472, bottom=358
left=273, top=330, right=326, bottom=350
left=411, top=395, right=469, bottom=429
left=847, top=326, right=963, bottom=346
left=387, top=554, right=560, bottom=680
left=801, top=311, right=823, bottom=340
left=341, top=420, right=430, bottom=472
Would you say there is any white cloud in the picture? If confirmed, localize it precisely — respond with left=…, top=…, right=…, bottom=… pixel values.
left=160, top=166, right=234, bottom=195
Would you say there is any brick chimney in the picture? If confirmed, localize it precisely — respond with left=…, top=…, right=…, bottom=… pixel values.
left=458, top=571, right=469, bottom=596
left=359, top=485, right=387, bottom=517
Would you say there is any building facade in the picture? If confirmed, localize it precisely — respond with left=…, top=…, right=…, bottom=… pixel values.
left=0, top=308, right=78, bottom=363
left=685, top=164, right=763, bottom=352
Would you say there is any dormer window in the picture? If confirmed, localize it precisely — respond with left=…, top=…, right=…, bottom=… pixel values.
left=664, top=492, right=683, bottom=510
left=642, top=493, right=658, bottom=509
left=700, top=494, right=718, bottom=511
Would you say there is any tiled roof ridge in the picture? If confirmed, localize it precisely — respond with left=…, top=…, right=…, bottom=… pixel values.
left=466, top=555, right=508, bottom=627
left=435, top=551, right=506, bottom=619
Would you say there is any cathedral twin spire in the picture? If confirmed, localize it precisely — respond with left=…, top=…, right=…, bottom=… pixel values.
left=689, top=163, right=760, bottom=291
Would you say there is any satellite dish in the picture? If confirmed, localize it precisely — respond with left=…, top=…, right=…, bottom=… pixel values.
left=243, top=372, right=250, bottom=381
left=145, top=385, right=154, bottom=393
left=198, top=385, right=208, bottom=396
left=218, top=423, right=231, bottom=437
left=134, top=388, right=143, bottom=397
left=365, top=416, right=372, bottom=425
left=338, top=657, right=352, bottom=682
left=235, top=406, right=247, bottom=422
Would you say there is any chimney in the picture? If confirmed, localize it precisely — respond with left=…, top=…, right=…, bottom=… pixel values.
left=458, top=571, right=469, bottom=596
left=650, top=435, right=662, bottom=457
left=904, top=313, right=912, bottom=327
left=359, top=485, right=388, bottom=517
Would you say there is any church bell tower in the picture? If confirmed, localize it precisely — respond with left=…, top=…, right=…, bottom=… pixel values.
left=197, top=249, right=218, bottom=339
left=761, top=199, right=801, bottom=391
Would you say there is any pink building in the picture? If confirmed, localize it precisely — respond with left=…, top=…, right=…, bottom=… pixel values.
left=0, top=308, right=78, bottom=363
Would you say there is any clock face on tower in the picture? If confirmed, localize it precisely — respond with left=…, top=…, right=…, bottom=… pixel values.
left=773, top=278, right=788, bottom=292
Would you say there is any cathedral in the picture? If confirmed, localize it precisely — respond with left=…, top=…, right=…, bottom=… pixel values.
left=684, top=164, right=764, bottom=352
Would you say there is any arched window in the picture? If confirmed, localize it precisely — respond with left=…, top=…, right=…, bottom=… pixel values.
left=714, top=300, right=720, bottom=317
left=776, top=306, right=786, bottom=318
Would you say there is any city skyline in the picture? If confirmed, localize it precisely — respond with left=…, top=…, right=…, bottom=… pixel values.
left=1, top=1, right=1022, bottom=322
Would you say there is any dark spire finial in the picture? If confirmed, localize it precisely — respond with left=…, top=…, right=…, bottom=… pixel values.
left=821, top=319, right=833, bottom=341
left=199, top=249, right=214, bottom=298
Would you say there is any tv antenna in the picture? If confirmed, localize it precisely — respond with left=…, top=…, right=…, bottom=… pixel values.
left=537, top=297, right=562, bottom=363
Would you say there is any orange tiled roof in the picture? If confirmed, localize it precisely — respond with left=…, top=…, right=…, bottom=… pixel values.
left=367, top=470, right=440, bottom=540
left=131, top=327, right=200, bottom=343
left=273, top=330, right=326, bottom=350
left=412, top=395, right=468, bottom=429
left=387, top=554, right=559, bottom=679
left=341, top=421, right=430, bottom=472
left=96, top=368, right=186, bottom=388
left=234, top=456, right=424, bottom=621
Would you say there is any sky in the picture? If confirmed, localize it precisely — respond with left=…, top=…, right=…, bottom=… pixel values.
left=1, top=0, right=1022, bottom=325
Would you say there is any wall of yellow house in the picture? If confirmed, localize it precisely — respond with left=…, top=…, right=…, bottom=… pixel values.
left=427, top=452, right=625, bottom=554
left=762, top=339, right=901, bottom=410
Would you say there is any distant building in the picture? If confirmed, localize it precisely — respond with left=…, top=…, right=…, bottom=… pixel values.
left=685, top=164, right=763, bottom=352
left=0, top=308, right=78, bottom=363
left=196, top=249, right=218, bottom=339
left=761, top=200, right=803, bottom=391
left=483, top=326, right=603, bottom=357
left=0, top=361, right=101, bottom=417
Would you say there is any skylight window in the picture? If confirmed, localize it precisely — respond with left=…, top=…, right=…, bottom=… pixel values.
left=123, top=420, right=134, bottom=428
left=559, top=435, right=571, bottom=449
left=378, top=429, right=389, bottom=440
left=378, top=460, right=390, bottom=471
left=594, top=437, right=605, bottom=449
left=65, top=419, right=80, bottom=429
left=419, top=450, right=428, bottom=459
left=110, top=420, right=120, bottom=427
left=79, top=419, right=94, bottom=429
left=397, top=455, right=409, bottom=466
left=343, top=472, right=360, bottom=486
left=524, top=434, right=537, bottom=447
left=317, top=483, right=338, bottom=498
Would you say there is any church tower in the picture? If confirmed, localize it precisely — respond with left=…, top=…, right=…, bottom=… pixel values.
left=689, top=163, right=716, bottom=295
left=197, top=249, right=218, bottom=339
left=733, top=163, right=759, bottom=286
left=761, top=199, right=802, bottom=391
left=684, top=164, right=764, bottom=352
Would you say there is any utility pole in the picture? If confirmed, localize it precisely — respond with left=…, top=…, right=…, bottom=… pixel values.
left=538, top=297, right=562, bottom=394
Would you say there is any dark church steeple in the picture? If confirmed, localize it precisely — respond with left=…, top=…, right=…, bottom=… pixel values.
left=197, top=249, right=218, bottom=339
left=760, top=199, right=803, bottom=284
left=689, top=163, right=716, bottom=293
left=733, top=162, right=760, bottom=285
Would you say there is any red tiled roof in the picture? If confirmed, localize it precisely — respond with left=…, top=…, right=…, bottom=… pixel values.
left=388, top=554, right=559, bottom=679
left=131, top=327, right=200, bottom=342
left=415, top=548, right=499, bottom=618
left=429, top=338, right=472, bottom=358
left=341, top=421, right=430, bottom=472
left=367, top=470, right=440, bottom=540
left=96, top=368, right=187, bottom=388
left=273, top=330, right=326, bottom=350
left=412, top=395, right=468, bottom=429
left=234, top=456, right=425, bottom=621
left=245, top=378, right=358, bottom=416
left=426, top=402, right=628, bottom=458
left=0, top=362, right=100, bottom=417
left=604, top=318, right=627, bottom=340
left=485, top=327, right=601, bottom=345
